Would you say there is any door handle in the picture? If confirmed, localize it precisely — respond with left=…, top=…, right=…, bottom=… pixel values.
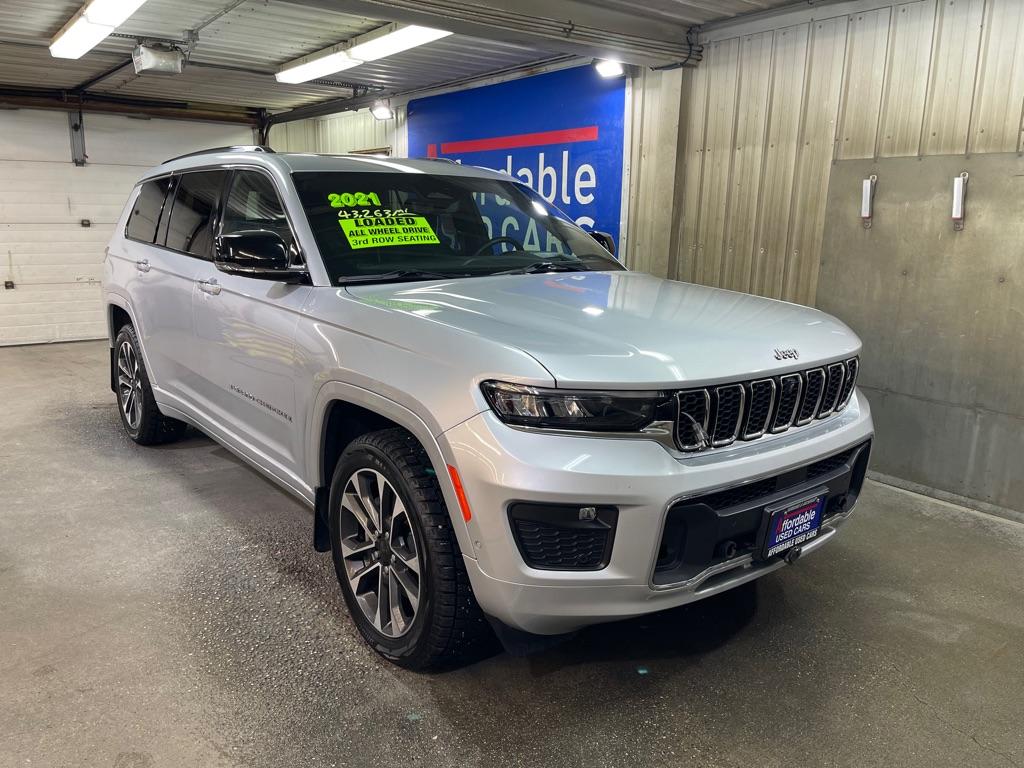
left=197, top=278, right=222, bottom=296
left=135, top=259, right=151, bottom=273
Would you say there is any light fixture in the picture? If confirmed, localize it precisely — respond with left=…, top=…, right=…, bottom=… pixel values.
left=50, top=0, right=149, bottom=59
left=81, top=0, right=148, bottom=26
left=348, top=24, right=452, bottom=61
left=276, top=50, right=360, bottom=84
left=951, top=171, right=968, bottom=231
left=276, top=23, right=452, bottom=85
left=594, top=59, right=624, bottom=78
left=861, top=174, right=877, bottom=229
left=370, top=100, right=394, bottom=120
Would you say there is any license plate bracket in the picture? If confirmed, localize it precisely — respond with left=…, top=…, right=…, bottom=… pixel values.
left=758, top=489, right=827, bottom=560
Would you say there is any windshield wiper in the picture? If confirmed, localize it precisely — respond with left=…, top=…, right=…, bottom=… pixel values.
left=493, top=261, right=591, bottom=275
left=338, top=269, right=464, bottom=285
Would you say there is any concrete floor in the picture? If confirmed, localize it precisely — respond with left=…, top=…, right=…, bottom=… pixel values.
left=1, top=341, right=1022, bottom=768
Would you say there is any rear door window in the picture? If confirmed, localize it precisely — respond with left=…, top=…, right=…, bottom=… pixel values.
left=164, top=170, right=228, bottom=259
left=125, top=178, right=172, bottom=244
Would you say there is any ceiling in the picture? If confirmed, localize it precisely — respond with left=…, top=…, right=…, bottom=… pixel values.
left=0, top=0, right=798, bottom=122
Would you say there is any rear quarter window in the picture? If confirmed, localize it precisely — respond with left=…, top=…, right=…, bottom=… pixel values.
left=125, top=178, right=172, bottom=243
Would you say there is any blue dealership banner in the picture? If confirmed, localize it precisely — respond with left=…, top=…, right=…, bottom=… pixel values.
left=407, top=66, right=626, bottom=247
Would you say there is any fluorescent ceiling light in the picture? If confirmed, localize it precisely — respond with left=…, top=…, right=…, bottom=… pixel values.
left=50, top=0, right=149, bottom=59
left=50, top=13, right=114, bottom=59
left=594, top=59, right=624, bottom=78
left=348, top=25, right=452, bottom=62
left=275, top=23, right=452, bottom=84
left=84, top=0, right=148, bottom=27
left=370, top=101, right=394, bottom=120
left=276, top=51, right=361, bottom=84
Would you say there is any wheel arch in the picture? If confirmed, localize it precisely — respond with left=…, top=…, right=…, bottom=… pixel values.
left=106, top=297, right=141, bottom=393
left=308, top=381, right=475, bottom=559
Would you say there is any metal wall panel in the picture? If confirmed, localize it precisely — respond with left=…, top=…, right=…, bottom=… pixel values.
left=968, top=0, right=1024, bottom=154
left=675, top=58, right=710, bottom=283
left=818, top=153, right=1024, bottom=512
left=624, top=67, right=687, bottom=278
left=693, top=37, right=741, bottom=287
left=783, top=16, right=848, bottom=304
left=837, top=7, right=891, bottom=159
left=268, top=107, right=408, bottom=157
left=877, top=0, right=935, bottom=157
left=920, top=0, right=985, bottom=155
left=647, top=0, right=1024, bottom=298
left=750, top=23, right=808, bottom=299
left=719, top=31, right=773, bottom=293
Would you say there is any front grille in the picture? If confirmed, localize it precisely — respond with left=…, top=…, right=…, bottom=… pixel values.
left=674, top=357, right=860, bottom=452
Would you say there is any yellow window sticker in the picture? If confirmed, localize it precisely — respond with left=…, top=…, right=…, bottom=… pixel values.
left=339, top=216, right=440, bottom=250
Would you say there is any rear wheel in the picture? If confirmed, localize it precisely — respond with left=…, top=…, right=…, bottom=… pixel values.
left=328, top=428, right=490, bottom=669
left=114, top=324, right=187, bottom=445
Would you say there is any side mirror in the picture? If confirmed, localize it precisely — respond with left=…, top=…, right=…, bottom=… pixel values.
left=215, top=230, right=305, bottom=280
left=589, top=230, right=616, bottom=256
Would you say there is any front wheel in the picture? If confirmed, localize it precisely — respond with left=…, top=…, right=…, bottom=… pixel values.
left=328, top=428, right=490, bottom=669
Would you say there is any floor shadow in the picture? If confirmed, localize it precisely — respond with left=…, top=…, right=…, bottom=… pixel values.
left=517, top=581, right=760, bottom=675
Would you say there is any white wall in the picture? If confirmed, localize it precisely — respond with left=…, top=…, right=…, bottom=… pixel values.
left=269, top=106, right=408, bottom=156
left=0, top=110, right=253, bottom=346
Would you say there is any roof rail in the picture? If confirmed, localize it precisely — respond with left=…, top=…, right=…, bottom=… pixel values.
left=162, top=145, right=274, bottom=164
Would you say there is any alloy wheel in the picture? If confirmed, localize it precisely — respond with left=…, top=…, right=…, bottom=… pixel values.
left=338, top=468, right=422, bottom=637
left=116, top=340, right=143, bottom=430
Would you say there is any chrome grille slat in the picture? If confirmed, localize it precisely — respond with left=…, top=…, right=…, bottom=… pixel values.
left=742, top=379, right=776, bottom=439
left=817, top=362, right=846, bottom=418
left=670, top=358, right=860, bottom=452
left=675, top=389, right=711, bottom=450
left=836, top=358, right=859, bottom=410
left=711, top=384, right=745, bottom=447
left=795, top=368, right=826, bottom=426
left=770, top=373, right=803, bottom=433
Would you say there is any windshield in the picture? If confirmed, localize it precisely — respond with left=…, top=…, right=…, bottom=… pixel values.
left=291, top=171, right=623, bottom=284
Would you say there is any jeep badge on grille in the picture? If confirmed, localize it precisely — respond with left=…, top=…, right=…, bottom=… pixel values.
left=773, top=348, right=800, bottom=361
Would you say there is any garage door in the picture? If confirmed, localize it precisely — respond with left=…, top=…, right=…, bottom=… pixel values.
left=0, top=110, right=252, bottom=346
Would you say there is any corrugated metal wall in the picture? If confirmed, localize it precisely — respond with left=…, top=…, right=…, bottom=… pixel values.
left=646, top=0, right=1024, bottom=306
left=269, top=107, right=408, bottom=156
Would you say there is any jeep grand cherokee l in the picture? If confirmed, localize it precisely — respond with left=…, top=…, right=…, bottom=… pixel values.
left=103, top=146, right=873, bottom=669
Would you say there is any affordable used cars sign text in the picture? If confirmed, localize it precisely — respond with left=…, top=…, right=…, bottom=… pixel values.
left=407, top=66, right=626, bottom=247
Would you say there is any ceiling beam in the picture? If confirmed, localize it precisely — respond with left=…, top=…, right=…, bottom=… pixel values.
left=286, top=0, right=696, bottom=67
left=266, top=53, right=577, bottom=126
left=0, top=87, right=260, bottom=125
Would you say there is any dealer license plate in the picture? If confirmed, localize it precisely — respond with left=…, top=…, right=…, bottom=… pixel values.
left=762, top=493, right=825, bottom=559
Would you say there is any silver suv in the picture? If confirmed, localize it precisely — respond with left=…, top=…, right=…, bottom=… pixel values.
left=103, top=146, right=873, bottom=669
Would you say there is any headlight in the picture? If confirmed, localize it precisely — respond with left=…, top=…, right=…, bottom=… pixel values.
left=481, top=380, right=670, bottom=432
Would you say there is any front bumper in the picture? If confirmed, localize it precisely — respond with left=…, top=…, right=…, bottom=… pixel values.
left=440, top=391, right=874, bottom=635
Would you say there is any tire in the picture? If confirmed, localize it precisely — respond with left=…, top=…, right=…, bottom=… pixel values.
left=328, top=428, right=490, bottom=670
left=114, top=324, right=187, bottom=446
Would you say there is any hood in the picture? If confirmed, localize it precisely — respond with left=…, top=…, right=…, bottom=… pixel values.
left=345, top=271, right=861, bottom=388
